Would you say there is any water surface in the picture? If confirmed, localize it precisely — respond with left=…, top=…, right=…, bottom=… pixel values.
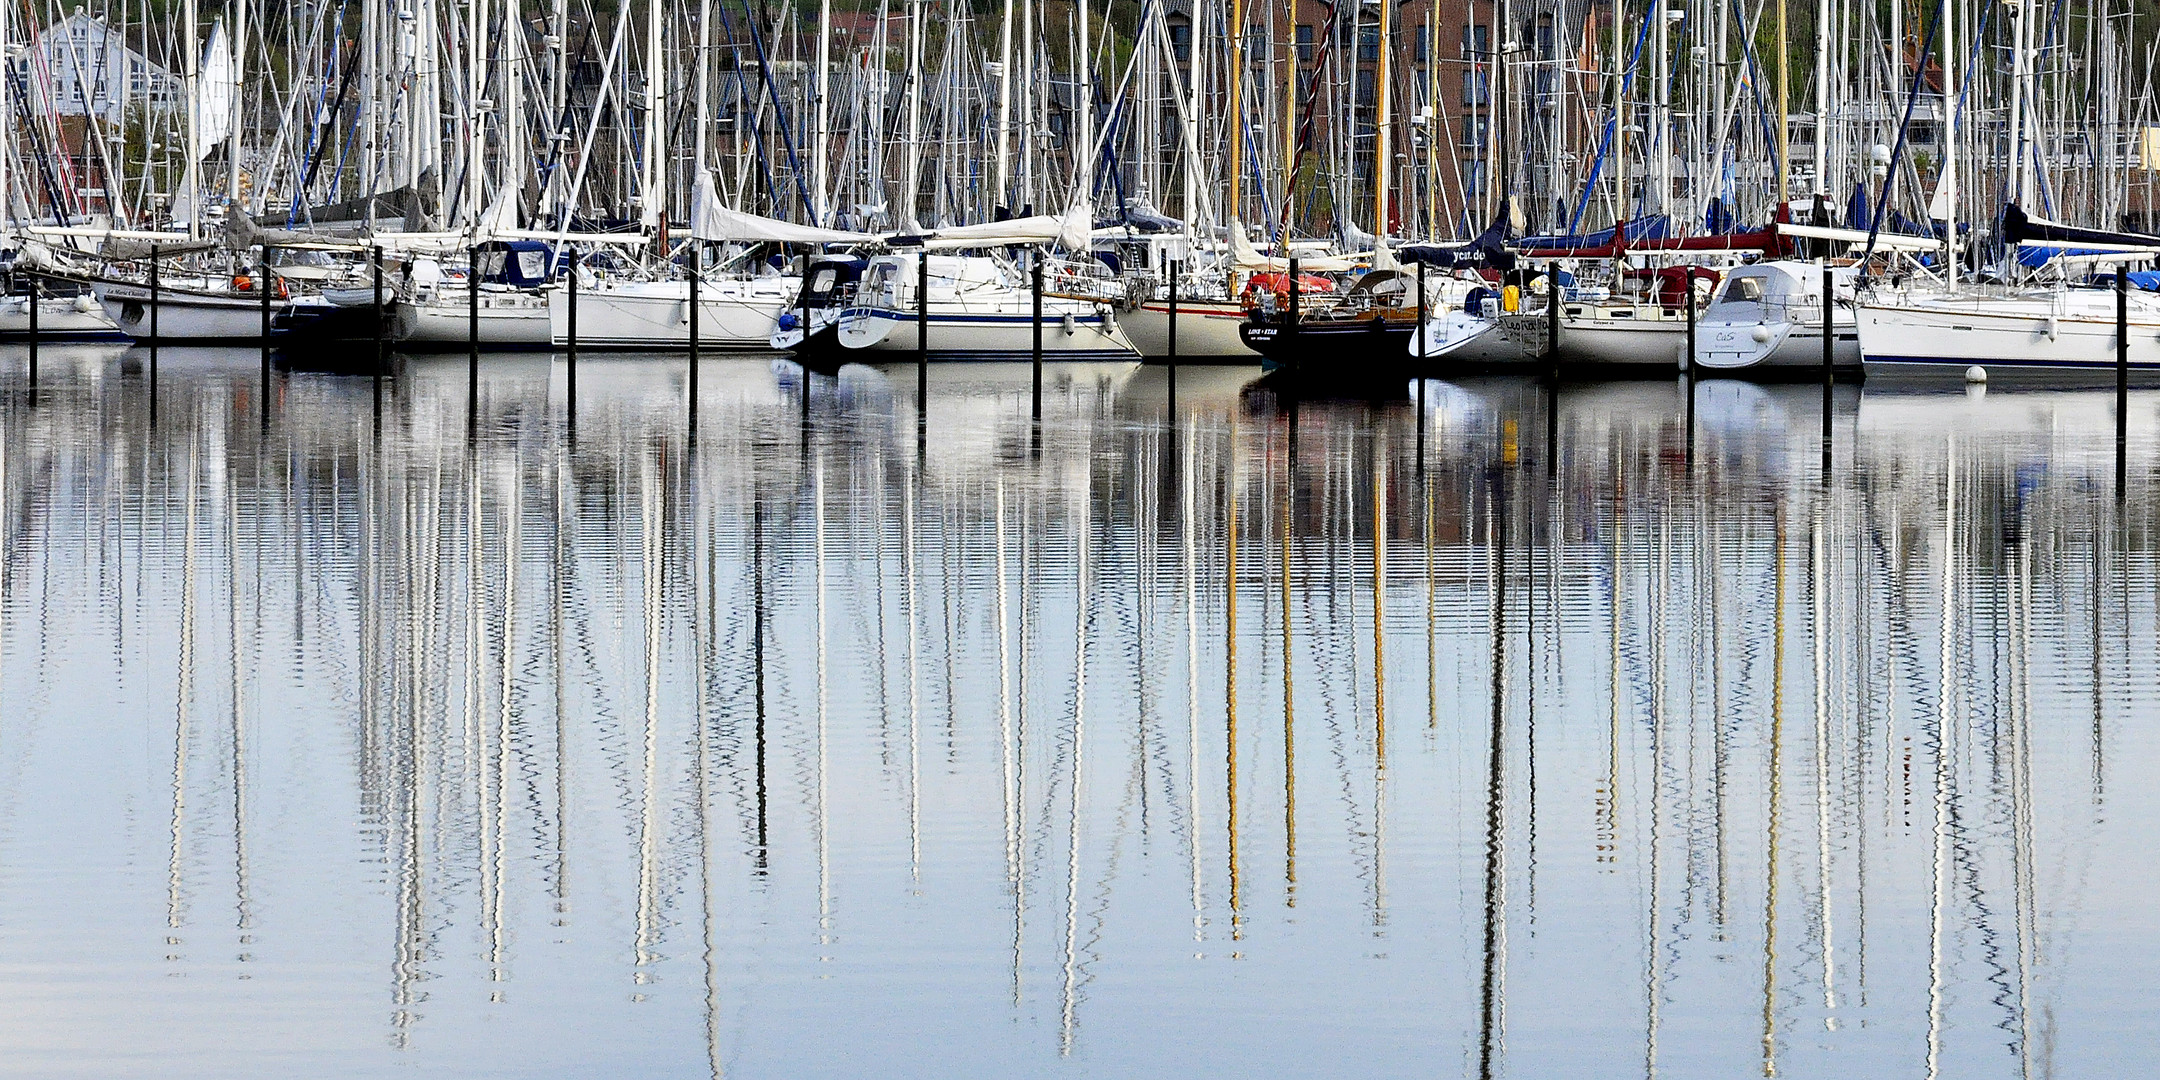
left=0, top=347, right=2154, bottom=1077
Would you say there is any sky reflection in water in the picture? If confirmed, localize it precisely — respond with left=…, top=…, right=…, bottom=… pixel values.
left=0, top=346, right=2154, bottom=1078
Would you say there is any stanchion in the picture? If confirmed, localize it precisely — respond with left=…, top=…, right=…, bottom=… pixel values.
left=1821, top=265, right=1835, bottom=379
left=1287, top=256, right=1301, bottom=345
left=148, top=244, right=161, bottom=365
left=1547, top=259, right=1561, bottom=377
left=372, top=247, right=384, bottom=427
left=1683, top=267, right=1696, bottom=376
left=260, top=252, right=273, bottom=377
left=1031, top=258, right=1044, bottom=423
left=917, top=252, right=930, bottom=364
left=1166, top=259, right=1179, bottom=364
left=564, top=247, right=578, bottom=414
left=2118, top=261, right=2130, bottom=498
left=1416, top=261, right=1428, bottom=467
left=689, top=244, right=702, bottom=368
left=918, top=253, right=931, bottom=448
left=25, top=276, right=37, bottom=389
left=797, top=249, right=813, bottom=356
left=468, top=245, right=481, bottom=378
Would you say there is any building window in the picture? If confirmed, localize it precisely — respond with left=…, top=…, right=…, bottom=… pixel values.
left=1296, top=24, right=1315, bottom=63
left=1414, top=26, right=1429, bottom=63
left=1535, top=17, right=1555, bottom=60
left=1462, top=113, right=1489, bottom=150
left=1358, top=25, right=1379, bottom=62
left=1357, top=69, right=1376, bottom=104
left=1461, top=70, right=1489, bottom=106
left=1168, top=21, right=1191, bottom=62
left=1463, top=24, right=1489, bottom=58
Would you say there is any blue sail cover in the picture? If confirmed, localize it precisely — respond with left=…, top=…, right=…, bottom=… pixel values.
left=1399, top=209, right=1516, bottom=270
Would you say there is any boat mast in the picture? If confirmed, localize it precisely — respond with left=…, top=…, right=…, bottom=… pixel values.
left=1076, top=0, right=1093, bottom=206
left=182, top=0, right=201, bottom=237
left=228, top=0, right=247, bottom=213
left=1607, top=0, right=1622, bottom=227
left=996, top=0, right=1014, bottom=206
left=1375, top=0, right=1392, bottom=240
left=469, top=0, right=489, bottom=230
left=903, top=0, right=922, bottom=227
left=696, top=0, right=712, bottom=186
left=642, top=0, right=665, bottom=233
left=2006, top=0, right=2031, bottom=207
left=1774, top=0, right=1789, bottom=211
left=505, top=0, right=527, bottom=218
left=1227, top=0, right=1244, bottom=225
left=1812, top=0, right=1829, bottom=205
left=1940, top=0, right=1957, bottom=288
left=1653, top=0, right=1670, bottom=218
left=1, top=0, right=9, bottom=226
left=814, top=0, right=832, bottom=224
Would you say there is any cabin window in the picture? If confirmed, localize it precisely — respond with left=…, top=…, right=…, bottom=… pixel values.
left=1710, top=275, right=1768, bottom=313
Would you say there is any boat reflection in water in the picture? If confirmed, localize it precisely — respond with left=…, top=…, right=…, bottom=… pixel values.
left=0, top=345, right=2152, bottom=1077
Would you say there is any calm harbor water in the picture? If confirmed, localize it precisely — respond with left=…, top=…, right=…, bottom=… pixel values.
left=0, top=346, right=2154, bottom=1078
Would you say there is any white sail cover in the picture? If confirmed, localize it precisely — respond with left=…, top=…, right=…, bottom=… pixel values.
left=906, top=205, right=1094, bottom=250
left=691, top=171, right=874, bottom=244
left=476, top=186, right=521, bottom=237
left=192, top=21, right=235, bottom=163
left=1227, top=221, right=1361, bottom=272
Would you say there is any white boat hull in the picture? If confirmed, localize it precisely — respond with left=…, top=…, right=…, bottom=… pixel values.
left=0, top=295, right=124, bottom=340
left=837, top=302, right=1138, bottom=360
left=1697, top=310, right=1860, bottom=371
left=1496, top=305, right=1691, bottom=368
left=1119, top=299, right=1256, bottom=359
left=1857, top=290, right=2160, bottom=375
left=95, top=282, right=274, bottom=342
left=1410, top=310, right=1539, bottom=368
left=547, top=279, right=792, bottom=348
left=394, top=290, right=553, bottom=348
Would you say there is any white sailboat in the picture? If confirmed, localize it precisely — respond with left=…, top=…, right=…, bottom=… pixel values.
left=837, top=252, right=1137, bottom=361
left=1696, top=261, right=1860, bottom=373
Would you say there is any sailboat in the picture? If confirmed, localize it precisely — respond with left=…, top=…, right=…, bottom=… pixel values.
left=1857, top=208, right=2160, bottom=375
left=837, top=251, right=1137, bottom=361
left=1695, top=260, right=1861, bottom=374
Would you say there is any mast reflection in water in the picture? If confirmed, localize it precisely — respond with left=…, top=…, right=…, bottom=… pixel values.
left=0, top=346, right=2153, bottom=1078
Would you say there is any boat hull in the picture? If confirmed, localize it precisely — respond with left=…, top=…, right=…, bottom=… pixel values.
left=0, top=295, right=126, bottom=341
left=95, top=282, right=278, bottom=343
left=837, top=305, right=1138, bottom=360
left=1119, top=299, right=1257, bottom=360
left=1696, top=316, right=1861, bottom=375
left=1857, top=292, right=2160, bottom=376
left=394, top=291, right=553, bottom=348
left=547, top=280, right=791, bottom=349
left=1409, top=311, right=1541, bottom=371
left=1239, top=314, right=1418, bottom=369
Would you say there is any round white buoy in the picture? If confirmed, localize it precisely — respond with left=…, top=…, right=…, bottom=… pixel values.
left=1750, top=323, right=1772, bottom=344
left=1965, top=365, right=1988, bottom=384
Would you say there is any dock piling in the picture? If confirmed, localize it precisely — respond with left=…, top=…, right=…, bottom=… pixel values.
left=25, top=276, right=36, bottom=388
left=1166, top=259, right=1179, bottom=365
left=1032, top=258, right=1044, bottom=422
